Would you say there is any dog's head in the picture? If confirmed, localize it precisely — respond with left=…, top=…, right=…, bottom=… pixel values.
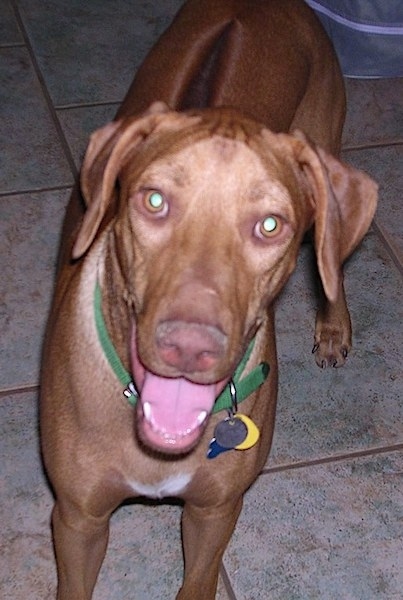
left=73, top=102, right=377, bottom=453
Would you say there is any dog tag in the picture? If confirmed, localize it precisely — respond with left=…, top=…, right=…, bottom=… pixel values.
left=207, top=438, right=231, bottom=459
left=234, top=414, right=260, bottom=449
left=214, top=416, right=248, bottom=449
left=206, top=379, right=260, bottom=459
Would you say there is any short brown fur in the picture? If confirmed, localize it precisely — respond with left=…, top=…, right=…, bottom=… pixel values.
left=40, top=1, right=377, bottom=598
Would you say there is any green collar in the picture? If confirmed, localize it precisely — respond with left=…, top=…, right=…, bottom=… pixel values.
left=94, top=282, right=269, bottom=413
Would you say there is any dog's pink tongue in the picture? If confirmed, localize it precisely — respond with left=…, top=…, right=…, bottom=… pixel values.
left=139, top=372, right=216, bottom=452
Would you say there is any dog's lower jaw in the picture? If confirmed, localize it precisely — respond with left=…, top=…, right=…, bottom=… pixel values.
left=135, top=400, right=209, bottom=455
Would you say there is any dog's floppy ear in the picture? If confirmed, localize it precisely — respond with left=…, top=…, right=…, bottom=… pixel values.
left=72, top=102, right=172, bottom=259
left=291, top=130, right=378, bottom=302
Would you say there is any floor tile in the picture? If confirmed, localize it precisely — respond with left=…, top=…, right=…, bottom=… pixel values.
left=343, top=78, right=403, bottom=148
left=344, top=144, right=403, bottom=266
left=0, top=0, right=22, bottom=45
left=1, top=391, right=56, bottom=598
left=18, top=0, right=183, bottom=106
left=0, top=47, right=73, bottom=194
left=95, top=503, right=228, bottom=599
left=224, top=451, right=403, bottom=600
left=0, top=391, right=229, bottom=599
left=94, top=502, right=183, bottom=599
left=57, top=104, right=118, bottom=169
left=271, top=233, right=402, bottom=465
left=0, top=190, right=70, bottom=391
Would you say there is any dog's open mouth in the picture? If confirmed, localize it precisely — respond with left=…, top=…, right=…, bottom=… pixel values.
left=137, top=373, right=218, bottom=453
left=131, top=327, right=228, bottom=453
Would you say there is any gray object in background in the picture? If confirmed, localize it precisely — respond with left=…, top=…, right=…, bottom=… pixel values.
left=305, top=0, right=403, bottom=78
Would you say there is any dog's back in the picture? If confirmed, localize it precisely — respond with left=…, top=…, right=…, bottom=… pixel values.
left=118, top=0, right=345, bottom=152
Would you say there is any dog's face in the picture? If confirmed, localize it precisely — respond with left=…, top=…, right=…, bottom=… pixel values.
left=123, top=133, right=311, bottom=370
left=74, top=103, right=377, bottom=453
left=123, top=133, right=312, bottom=450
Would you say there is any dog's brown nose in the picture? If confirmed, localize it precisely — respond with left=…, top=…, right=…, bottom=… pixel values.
left=156, top=320, right=227, bottom=374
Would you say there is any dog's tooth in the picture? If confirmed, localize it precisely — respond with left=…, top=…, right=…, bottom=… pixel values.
left=196, top=411, right=208, bottom=426
left=143, top=401, right=152, bottom=421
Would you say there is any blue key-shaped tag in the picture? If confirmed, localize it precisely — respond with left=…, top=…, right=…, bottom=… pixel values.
left=207, top=438, right=232, bottom=459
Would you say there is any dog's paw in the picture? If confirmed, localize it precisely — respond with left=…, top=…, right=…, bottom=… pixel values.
left=313, top=297, right=352, bottom=369
left=312, top=338, right=349, bottom=368
left=312, top=323, right=351, bottom=369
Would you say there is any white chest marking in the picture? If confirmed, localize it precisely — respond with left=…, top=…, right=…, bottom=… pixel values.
left=129, top=473, right=193, bottom=499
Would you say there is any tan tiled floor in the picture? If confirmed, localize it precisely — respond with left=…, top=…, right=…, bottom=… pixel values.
left=1, top=2, right=402, bottom=599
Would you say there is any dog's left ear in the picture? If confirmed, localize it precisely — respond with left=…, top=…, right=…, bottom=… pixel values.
left=291, top=130, right=378, bottom=302
left=72, top=102, right=176, bottom=259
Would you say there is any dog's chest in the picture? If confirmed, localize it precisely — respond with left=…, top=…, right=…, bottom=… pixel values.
left=128, top=472, right=193, bottom=499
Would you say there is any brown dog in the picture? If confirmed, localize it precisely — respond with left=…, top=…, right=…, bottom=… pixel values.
left=40, top=0, right=378, bottom=598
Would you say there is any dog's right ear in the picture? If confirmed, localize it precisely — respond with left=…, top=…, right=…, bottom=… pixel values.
left=288, top=131, right=378, bottom=302
left=72, top=102, right=171, bottom=259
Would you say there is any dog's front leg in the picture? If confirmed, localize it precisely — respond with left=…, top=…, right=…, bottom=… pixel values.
left=313, top=274, right=352, bottom=368
left=52, top=500, right=110, bottom=600
left=178, top=496, right=243, bottom=600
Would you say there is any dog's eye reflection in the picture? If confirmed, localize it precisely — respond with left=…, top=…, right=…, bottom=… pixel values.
left=256, top=215, right=281, bottom=239
left=143, top=190, right=168, bottom=215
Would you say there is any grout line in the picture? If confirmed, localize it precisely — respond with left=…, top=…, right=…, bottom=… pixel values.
left=0, top=183, right=73, bottom=199
left=0, top=41, right=25, bottom=49
left=220, top=564, right=238, bottom=600
left=372, top=219, right=403, bottom=275
left=262, top=442, right=403, bottom=475
left=0, top=384, right=39, bottom=398
left=56, top=100, right=121, bottom=112
left=10, top=1, right=79, bottom=181
left=342, top=139, right=403, bottom=152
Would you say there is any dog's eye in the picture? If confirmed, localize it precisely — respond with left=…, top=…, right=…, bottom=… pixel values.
left=255, top=215, right=282, bottom=239
left=143, top=190, right=168, bottom=215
